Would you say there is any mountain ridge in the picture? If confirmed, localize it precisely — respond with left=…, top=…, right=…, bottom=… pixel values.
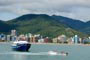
left=0, top=14, right=89, bottom=38
left=51, top=15, right=90, bottom=34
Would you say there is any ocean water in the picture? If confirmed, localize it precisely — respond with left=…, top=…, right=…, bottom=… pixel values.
left=0, top=43, right=90, bottom=60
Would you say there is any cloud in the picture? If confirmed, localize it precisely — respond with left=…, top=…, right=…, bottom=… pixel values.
left=0, top=0, right=90, bottom=21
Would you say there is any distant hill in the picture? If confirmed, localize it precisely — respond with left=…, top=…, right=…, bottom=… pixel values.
left=52, top=15, right=86, bottom=30
left=6, top=14, right=86, bottom=38
left=0, top=20, right=14, bottom=34
left=81, top=21, right=90, bottom=34
left=52, top=15, right=90, bottom=34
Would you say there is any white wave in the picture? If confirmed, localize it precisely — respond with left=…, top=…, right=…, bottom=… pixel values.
left=0, top=52, right=67, bottom=56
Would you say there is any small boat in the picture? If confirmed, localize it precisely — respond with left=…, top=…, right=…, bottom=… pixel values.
left=12, top=41, right=31, bottom=51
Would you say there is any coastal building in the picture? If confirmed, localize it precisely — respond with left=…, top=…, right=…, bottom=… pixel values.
left=1, top=29, right=90, bottom=45
left=11, top=36, right=17, bottom=41
left=67, top=37, right=74, bottom=44
left=73, top=35, right=79, bottom=44
left=57, top=35, right=67, bottom=43
left=11, top=30, right=17, bottom=36
left=44, top=37, right=49, bottom=43
left=81, top=37, right=86, bottom=44
left=71, top=37, right=74, bottom=43
left=0, top=34, right=6, bottom=41
left=34, top=34, right=41, bottom=42
left=6, top=35, right=11, bottom=41
left=89, top=37, right=90, bottom=40
left=25, top=33, right=32, bottom=42
left=18, top=34, right=26, bottom=41
left=38, top=38, right=44, bottom=43
left=52, top=38, right=58, bottom=43
left=11, top=30, right=17, bottom=41
left=30, top=35, right=36, bottom=43
left=82, top=37, right=90, bottom=44
left=79, top=38, right=82, bottom=44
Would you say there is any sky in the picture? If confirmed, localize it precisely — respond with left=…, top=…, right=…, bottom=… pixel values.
left=0, top=0, right=90, bottom=22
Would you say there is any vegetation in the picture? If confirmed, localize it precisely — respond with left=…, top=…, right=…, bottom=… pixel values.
left=0, top=14, right=87, bottom=38
left=52, top=15, right=90, bottom=35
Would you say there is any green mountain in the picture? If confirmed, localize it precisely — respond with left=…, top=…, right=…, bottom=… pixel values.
left=0, top=20, right=14, bottom=34
left=52, top=15, right=90, bottom=35
left=6, top=14, right=86, bottom=38
left=82, top=21, right=90, bottom=34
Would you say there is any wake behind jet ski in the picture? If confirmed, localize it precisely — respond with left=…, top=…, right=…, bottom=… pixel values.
left=48, top=51, right=58, bottom=55
left=48, top=50, right=68, bottom=56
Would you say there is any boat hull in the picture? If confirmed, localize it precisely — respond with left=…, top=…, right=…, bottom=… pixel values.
left=12, top=44, right=31, bottom=51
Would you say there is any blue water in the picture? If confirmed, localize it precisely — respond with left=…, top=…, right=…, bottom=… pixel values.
left=0, top=43, right=90, bottom=60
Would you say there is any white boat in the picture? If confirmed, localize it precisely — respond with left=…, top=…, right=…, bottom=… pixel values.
left=12, top=41, right=31, bottom=51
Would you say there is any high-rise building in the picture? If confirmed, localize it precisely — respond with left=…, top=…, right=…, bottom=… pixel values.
left=11, top=30, right=17, bottom=36
left=73, top=35, right=79, bottom=44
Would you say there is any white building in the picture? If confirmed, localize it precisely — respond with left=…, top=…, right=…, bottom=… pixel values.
left=11, top=30, right=17, bottom=36
left=73, top=35, right=79, bottom=44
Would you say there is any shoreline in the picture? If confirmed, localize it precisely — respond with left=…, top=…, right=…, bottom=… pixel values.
left=30, top=43, right=78, bottom=45
left=0, top=42, right=90, bottom=46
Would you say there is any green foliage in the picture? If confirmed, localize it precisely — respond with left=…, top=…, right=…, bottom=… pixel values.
left=1, top=14, right=87, bottom=38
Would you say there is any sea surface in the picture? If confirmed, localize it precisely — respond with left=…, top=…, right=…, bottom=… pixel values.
left=0, top=43, right=90, bottom=60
